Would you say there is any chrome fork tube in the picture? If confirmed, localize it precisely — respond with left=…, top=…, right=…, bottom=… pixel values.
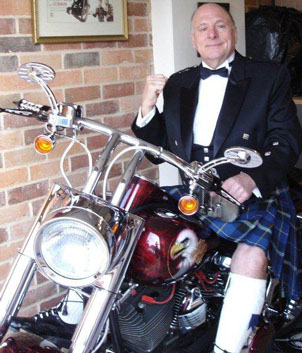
left=0, top=255, right=37, bottom=339
left=69, top=214, right=144, bottom=353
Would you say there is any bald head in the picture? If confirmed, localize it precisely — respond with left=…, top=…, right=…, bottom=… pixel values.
left=191, top=3, right=235, bottom=27
left=191, top=3, right=238, bottom=68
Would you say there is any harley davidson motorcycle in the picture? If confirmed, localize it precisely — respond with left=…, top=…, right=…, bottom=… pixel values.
left=0, top=63, right=301, bottom=353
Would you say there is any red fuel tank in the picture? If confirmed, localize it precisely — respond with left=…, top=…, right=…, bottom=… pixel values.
left=128, top=209, right=208, bottom=285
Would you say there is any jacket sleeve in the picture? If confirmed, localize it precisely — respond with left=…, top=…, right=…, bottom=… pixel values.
left=244, top=65, right=302, bottom=197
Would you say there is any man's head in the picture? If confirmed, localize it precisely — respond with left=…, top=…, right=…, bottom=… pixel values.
left=191, top=3, right=237, bottom=69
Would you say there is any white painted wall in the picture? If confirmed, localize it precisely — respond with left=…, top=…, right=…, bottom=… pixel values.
left=150, top=0, right=246, bottom=186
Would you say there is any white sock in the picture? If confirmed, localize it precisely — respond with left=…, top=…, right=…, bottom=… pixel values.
left=214, top=273, right=266, bottom=353
left=58, top=290, right=85, bottom=325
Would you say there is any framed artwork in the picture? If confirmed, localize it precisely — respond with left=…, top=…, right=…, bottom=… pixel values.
left=32, top=0, right=128, bottom=44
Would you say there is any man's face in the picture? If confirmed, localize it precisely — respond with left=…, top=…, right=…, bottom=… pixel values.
left=191, top=4, right=237, bottom=69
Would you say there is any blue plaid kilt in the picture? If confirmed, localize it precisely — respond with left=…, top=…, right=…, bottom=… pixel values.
left=164, top=184, right=302, bottom=300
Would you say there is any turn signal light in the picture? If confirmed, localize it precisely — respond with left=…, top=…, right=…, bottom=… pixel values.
left=34, top=135, right=55, bottom=154
left=178, top=195, right=199, bottom=215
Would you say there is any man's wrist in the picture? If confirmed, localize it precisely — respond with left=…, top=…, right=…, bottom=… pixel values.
left=141, top=104, right=155, bottom=117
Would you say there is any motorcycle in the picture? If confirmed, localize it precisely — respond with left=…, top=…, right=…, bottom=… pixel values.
left=67, top=0, right=90, bottom=22
left=0, top=62, right=301, bottom=353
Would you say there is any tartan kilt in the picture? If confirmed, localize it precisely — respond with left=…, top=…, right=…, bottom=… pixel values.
left=164, top=184, right=302, bottom=300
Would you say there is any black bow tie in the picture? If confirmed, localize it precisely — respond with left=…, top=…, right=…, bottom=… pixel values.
left=200, top=66, right=229, bottom=80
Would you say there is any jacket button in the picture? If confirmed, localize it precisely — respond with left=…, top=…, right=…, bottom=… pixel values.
left=175, top=140, right=178, bottom=146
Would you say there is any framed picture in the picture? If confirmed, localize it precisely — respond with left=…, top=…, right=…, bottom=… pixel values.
left=32, top=0, right=128, bottom=44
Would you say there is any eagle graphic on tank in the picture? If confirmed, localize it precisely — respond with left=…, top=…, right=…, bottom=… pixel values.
left=128, top=209, right=208, bottom=284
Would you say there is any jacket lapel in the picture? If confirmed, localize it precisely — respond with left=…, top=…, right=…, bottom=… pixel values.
left=179, top=66, right=200, bottom=160
left=213, top=53, right=250, bottom=157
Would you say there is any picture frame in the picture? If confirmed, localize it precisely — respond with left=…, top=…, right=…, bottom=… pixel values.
left=32, top=0, right=128, bottom=44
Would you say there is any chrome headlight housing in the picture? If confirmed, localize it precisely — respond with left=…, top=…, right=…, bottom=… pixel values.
left=34, top=202, right=122, bottom=287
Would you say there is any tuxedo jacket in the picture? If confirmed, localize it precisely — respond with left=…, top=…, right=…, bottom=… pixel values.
left=132, top=52, right=302, bottom=198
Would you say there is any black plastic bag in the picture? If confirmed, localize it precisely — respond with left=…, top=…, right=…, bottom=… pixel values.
left=246, top=6, right=302, bottom=96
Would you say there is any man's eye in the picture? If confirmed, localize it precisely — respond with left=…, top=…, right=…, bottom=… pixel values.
left=200, top=27, right=207, bottom=32
left=218, top=24, right=226, bottom=29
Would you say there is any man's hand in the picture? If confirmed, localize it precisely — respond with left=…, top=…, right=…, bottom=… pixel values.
left=141, top=74, right=168, bottom=117
left=221, top=173, right=256, bottom=203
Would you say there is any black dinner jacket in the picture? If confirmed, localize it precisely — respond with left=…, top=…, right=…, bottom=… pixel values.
left=132, top=52, right=302, bottom=197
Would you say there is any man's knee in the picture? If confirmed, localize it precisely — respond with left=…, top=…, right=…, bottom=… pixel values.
left=231, top=243, right=268, bottom=279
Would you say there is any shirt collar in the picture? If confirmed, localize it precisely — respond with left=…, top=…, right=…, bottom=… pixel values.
left=202, top=52, right=235, bottom=73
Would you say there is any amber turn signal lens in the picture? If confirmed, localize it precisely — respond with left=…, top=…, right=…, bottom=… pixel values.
left=34, top=135, right=55, bottom=154
left=178, top=195, right=199, bottom=215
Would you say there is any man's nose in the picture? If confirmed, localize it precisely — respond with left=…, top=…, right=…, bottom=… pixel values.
left=208, top=27, right=218, bottom=39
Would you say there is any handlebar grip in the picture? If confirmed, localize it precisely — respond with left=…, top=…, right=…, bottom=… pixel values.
left=17, top=99, right=51, bottom=114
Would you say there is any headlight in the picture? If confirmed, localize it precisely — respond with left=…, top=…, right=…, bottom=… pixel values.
left=34, top=206, right=116, bottom=287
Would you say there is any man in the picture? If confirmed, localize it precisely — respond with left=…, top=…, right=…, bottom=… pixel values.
left=11, top=3, right=302, bottom=353
left=132, top=3, right=302, bottom=352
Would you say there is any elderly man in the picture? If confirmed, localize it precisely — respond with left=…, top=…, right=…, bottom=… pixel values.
left=132, top=3, right=302, bottom=352
left=11, top=3, right=302, bottom=353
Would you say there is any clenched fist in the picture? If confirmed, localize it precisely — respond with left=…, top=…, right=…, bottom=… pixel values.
left=141, top=74, right=168, bottom=116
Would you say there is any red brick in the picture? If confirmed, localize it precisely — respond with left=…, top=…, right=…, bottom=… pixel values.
left=23, top=89, right=64, bottom=106
left=36, top=271, right=49, bottom=285
left=86, top=101, right=119, bottom=117
left=24, top=127, right=45, bottom=145
left=103, top=82, right=135, bottom=99
left=0, top=74, right=36, bottom=92
left=30, top=160, right=68, bottom=181
left=0, top=191, right=6, bottom=207
left=0, top=262, right=11, bottom=282
left=0, top=203, right=30, bottom=226
left=128, top=2, right=148, bottom=16
left=47, top=140, right=84, bottom=159
left=120, top=95, right=141, bottom=112
left=134, top=18, right=149, bottom=32
left=31, top=198, right=45, bottom=215
left=49, top=70, right=82, bottom=88
left=84, top=67, right=118, bottom=84
left=102, top=50, right=133, bottom=65
left=71, top=154, right=89, bottom=171
left=43, top=43, right=81, bottom=51
left=0, top=19, right=16, bottom=35
left=0, top=168, right=28, bottom=188
left=120, top=65, right=149, bottom=80
left=10, top=220, right=34, bottom=241
left=8, top=181, right=49, bottom=205
left=0, top=228, right=8, bottom=242
left=0, top=1, right=31, bottom=16
left=23, top=282, right=58, bottom=307
left=40, top=293, right=65, bottom=311
left=87, top=135, right=108, bottom=150
left=82, top=42, right=116, bottom=49
left=4, top=147, right=45, bottom=168
left=0, top=93, right=20, bottom=107
left=118, top=34, right=148, bottom=48
left=65, top=86, right=100, bottom=103
left=103, top=112, right=136, bottom=129
left=21, top=54, right=62, bottom=70
left=135, top=80, right=145, bottom=94
left=0, top=130, right=23, bottom=151
left=52, top=170, right=88, bottom=189
left=18, top=18, right=32, bottom=34
left=3, top=113, right=41, bottom=129
left=134, top=49, right=153, bottom=64
left=0, top=240, right=23, bottom=261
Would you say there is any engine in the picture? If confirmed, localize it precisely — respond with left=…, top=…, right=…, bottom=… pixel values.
left=117, top=251, right=231, bottom=353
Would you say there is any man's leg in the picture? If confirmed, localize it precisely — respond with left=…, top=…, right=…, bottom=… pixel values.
left=213, top=244, right=267, bottom=353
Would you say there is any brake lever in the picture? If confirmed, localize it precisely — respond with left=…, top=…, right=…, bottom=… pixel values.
left=212, top=185, right=245, bottom=210
left=0, top=107, right=48, bottom=122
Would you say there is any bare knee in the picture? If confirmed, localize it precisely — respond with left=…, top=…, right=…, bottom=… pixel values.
left=231, top=243, right=267, bottom=279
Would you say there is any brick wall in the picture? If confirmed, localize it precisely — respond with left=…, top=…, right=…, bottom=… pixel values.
left=0, top=0, right=155, bottom=315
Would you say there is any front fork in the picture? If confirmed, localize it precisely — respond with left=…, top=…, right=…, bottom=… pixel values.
left=69, top=214, right=144, bottom=353
left=0, top=185, right=58, bottom=340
